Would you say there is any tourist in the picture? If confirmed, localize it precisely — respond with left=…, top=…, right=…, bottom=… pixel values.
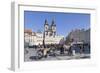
left=60, top=45, right=64, bottom=55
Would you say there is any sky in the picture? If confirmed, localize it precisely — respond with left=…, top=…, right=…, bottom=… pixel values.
left=24, top=11, right=90, bottom=37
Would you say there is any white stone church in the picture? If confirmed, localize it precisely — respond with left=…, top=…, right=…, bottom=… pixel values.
left=24, top=19, right=64, bottom=46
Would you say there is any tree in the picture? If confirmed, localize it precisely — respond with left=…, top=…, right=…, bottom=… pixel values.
left=65, top=35, right=71, bottom=45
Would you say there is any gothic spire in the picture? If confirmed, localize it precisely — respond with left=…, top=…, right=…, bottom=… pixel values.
left=45, top=19, right=48, bottom=25
left=51, top=18, right=56, bottom=26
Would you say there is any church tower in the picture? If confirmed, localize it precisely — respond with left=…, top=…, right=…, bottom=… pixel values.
left=51, top=19, right=56, bottom=37
left=44, top=19, right=56, bottom=37
left=44, top=19, right=49, bottom=36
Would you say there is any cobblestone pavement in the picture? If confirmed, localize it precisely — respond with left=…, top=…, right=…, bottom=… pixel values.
left=24, top=48, right=90, bottom=62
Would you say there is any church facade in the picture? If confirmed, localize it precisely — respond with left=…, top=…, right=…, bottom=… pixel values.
left=24, top=19, right=64, bottom=46
left=44, top=19, right=56, bottom=37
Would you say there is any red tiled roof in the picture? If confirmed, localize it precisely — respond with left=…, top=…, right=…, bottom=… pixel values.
left=24, top=29, right=32, bottom=35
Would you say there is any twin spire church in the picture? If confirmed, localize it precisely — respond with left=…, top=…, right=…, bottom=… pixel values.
left=24, top=19, right=64, bottom=46
left=44, top=19, right=56, bottom=37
